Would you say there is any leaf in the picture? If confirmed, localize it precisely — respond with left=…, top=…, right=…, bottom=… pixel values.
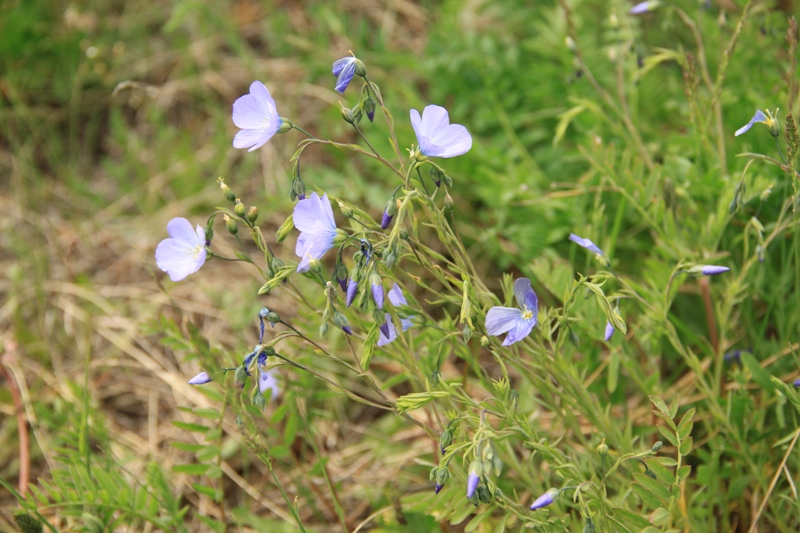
left=172, top=463, right=210, bottom=475
left=171, top=421, right=209, bottom=433
left=677, top=408, right=695, bottom=440
left=553, top=103, right=586, bottom=147
left=741, top=352, right=776, bottom=394
left=679, top=436, right=693, bottom=456
left=656, top=424, right=678, bottom=447
left=194, top=408, right=221, bottom=420
left=633, top=473, right=671, bottom=500
left=192, top=483, right=221, bottom=502
left=649, top=396, right=670, bottom=417
left=360, top=324, right=379, bottom=370
left=611, top=508, right=651, bottom=529
left=645, top=458, right=675, bottom=484
left=608, top=350, right=619, bottom=393
left=677, top=465, right=692, bottom=481
left=668, top=395, right=680, bottom=419
left=631, top=483, right=662, bottom=510
left=649, top=507, right=670, bottom=526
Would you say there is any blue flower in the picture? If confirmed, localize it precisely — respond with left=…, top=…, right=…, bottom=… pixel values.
left=155, top=218, right=207, bottom=282
left=700, top=265, right=729, bottom=276
left=604, top=321, right=615, bottom=342
left=232, top=81, right=281, bottom=151
left=346, top=279, right=359, bottom=307
left=794, top=378, right=800, bottom=388
left=332, top=56, right=358, bottom=94
left=258, top=368, right=281, bottom=400
left=530, top=488, right=560, bottom=510
left=629, top=1, right=661, bottom=14
left=371, top=276, right=385, bottom=310
left=410, top=105, right=472, bottom=158
left=378, top=284, right=413, bottom=347
left=435, top=483, right=444, bottom=494
left=735, top=109, right=778, bottom=137
left=381, top=210, right=393, bottom=229
left=485, top=278, right=538, bottom=346
left=188, top=371, right=212, bottom=385
left=466, top=473, right=480, bottom=499
left=293, top=192, right=337, bottom=272
left=569, top=233, right=605, bottom=258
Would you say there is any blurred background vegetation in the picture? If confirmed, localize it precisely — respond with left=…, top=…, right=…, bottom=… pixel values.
left=1, top=0, right=799, bottom=531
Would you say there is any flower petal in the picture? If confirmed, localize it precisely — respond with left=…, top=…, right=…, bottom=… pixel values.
left=377, top=313, right=398, bottom=346
left=513, top=278, right=538, bottom=314
left=569, top=233, right=604, bottom=256
left=155, top=238, right=202, bottom=281
left=502, top=317, right=535, bottom=346
left=485, top=306, right=524, bottom=336
left=167, top=218, right=199, bottom=242
left=333, top=58, right=357, bottom=93
left=388, top=283, right=407, bottom=307
left=735, top=110, right=768, bottom=137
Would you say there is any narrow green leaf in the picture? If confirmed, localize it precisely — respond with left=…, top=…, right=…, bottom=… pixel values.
left=633, top=473, right=671, bottom=500
left=679, top=436, right=693, bottom=456
left=631, top=483, right=662, bottom=510
left=649, top=507, right=670, bottom=526
left=612, top=508, right=651, bottom=529
left=172, top=463, right=210, bottom=475
left=608, top=350, right=619, bottom=393
left=656, top=424, right=679, bottom=447
left=645, top=458, right=675, bottom=484
left=649, top=396, right=670, bottom=417
left=171, top=421, right=210, bottom=433
left=360, top=324, right=379, bottom=370
left=741, top=352, right=776, bottom=394
left=668, top=395, right=680, bottom=419
left=677, top=465, right=692, bottom=480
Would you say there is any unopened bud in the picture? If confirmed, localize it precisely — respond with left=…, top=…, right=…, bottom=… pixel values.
left=319, top=322, right=329, bottom=336
left=224, top=214, right=238, bottom=235
left=218, top=177, right=236, bottom=202
left=253, top=391, right=266, bottom=410
left=651, top=441, right=663, bottom=452
left=442, top=173, right=453, bottom=188
left=364, top=98, right=376, bottom=122
left=276, top=216, right=294, bottom=242
left=247, top=206, right=259, bottom=224
left=338, top=201, right=353, bottom=219
left=354, top=59, right=366, bottom=77
left=462, top=324, right=472, bottom=343
left=430, top=167, right=444, bottom=187
left=234, top=366, right=248, bottom=388
left=440, top=428, right=453, bottom=452
left=478, top=484, right=492, bottom=504
left=277, top=119, right=293, bottom=133
left=480, top=335, right=489, bottom=347
left=444, top=192, right=454, bottom=212
left=597, top=440, right=608, bottom=457
left=234, top=199, right=246, bottom=218
left=435, top=467, right=450, bottom=487
left=340, top=106, right=356, bottom=124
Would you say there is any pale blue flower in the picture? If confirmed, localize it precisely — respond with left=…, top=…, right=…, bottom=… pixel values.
left=701, top=265, right=729, bottom=276
left=332, top=57, right=358, bottom=94
left=604, top=321, right=615, bottom=342
left=629, top=1, right=660, bottom=14
left=346, top=279, right=358, bottom=307
left=410, top=105, right=472, bottom=158
left=258, top=368, right=281, bottom=400
left=232, top=81, right=281, bottom=151
left=377, top=284, right=413, bottom=347
left=569, top=233, right=604, bottom=257
left=466, top=473, right=480, bottom=499
left=485, top=278, right=538, bottom=346
left=188, top=371, right=212, bottom=385
left=372, top=278, right=385, bottom=310
left=293, top=192, right=337, bottom=272
left=794, top=378, right=800, bottom=388
left=530, top=488, right=559, bottom=510
left=155, top=218, right=207, bottom=282
left=735, top=110, right=777, bottom=137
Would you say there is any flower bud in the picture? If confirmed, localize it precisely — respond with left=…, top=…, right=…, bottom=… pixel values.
left=442, top=173, right=453, bottom=188
left=308, top=258, right=322, bottom=275
left=430, top=167, right=444, bottom=187
left=234, top=365, right=248, bottom=388
left=435, top=467, right=450, bottom=488
left=346, top=279, right=359, bottom=307
left=399, top=227, right=409, bottom=240
left=364, top=98, right=376, bottom=122
left=338, top=201, right=354, bottom=219
left=478, top=484, right=492, bottom=504
left=651, top=440, right=663, bottom=452
left=292, top=177, right=306, bottom=201
left=277, top=119, right=293, bottom=133
left=224, top=214, right=238, bottom=235
left=319, top=322, right=329, bottom=336
left=276, top=216, right=294, bottom=243
left=354, top=58, right=366, bottom=77
left=370, top=273, right=384, bottom=310
left=530, top=488, right=560, bottom=510
left=444, top=192, right=454, bottom=212
left=480, top=335, right=489, bottom=347
left=440, top=428, right=453, bottom=453
left=253, top=390, right=266, bottom=410
left=188, top=371, right=212, bottom=385
left=380, top=210, right=393, bottom=230
left=340, top=106, right=356, bottom=124
left=597, top=440, right=609, bottom=457
left=756, top=244, right=765, bottom=263
left=335, top=263, right=348, bottom=291
left=462, top=324, right=472, bottom=343
left=383, top=248, right=396, bottom=269
left=247, top=206, right=259, bottom=224
left=218, top=177, right=236, bottom=202
left=373, top=308, right=390, bottom=338
left=234, top=199, right=246, bottom=218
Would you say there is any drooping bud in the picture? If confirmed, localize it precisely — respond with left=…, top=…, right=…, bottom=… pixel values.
left=364, top=98, right=376, bottom=122
left=440, top=428, right=453, bottom=454
left=247, top=206, right=259, bottom=224
left=381, top=210, right=393, bottom=230
left=430, top=167, right=444, bottom=187
left=651, top=441, right=663, bottom=452
left=530, top=488, right=560, bottom=510
left=224, top=214, right=238, bottom=235
left=346, top=279, right=358, bottom=307
left=604, top=321, right=615, bottom=342
left=373, top=308, right=390, bottom=338
left=335, top=262, right=348, bottom=291
left=234, top=199, right=246, bottom=218
left=333, top=311, right=352, bottom=335
left=699, top=265, right=730, bottom=276
left=340, top=105, right=356, bottom=124
left=478, top=484, right=492, bottom=504
left=462, top=324, right=472, bottom=343
left=218, top=177, right=236, bottom=202
left=338, top=201, right=354, bottom=219
left=319, top=322, right=329, bottom=336
left=188, top=371, right=212, bottom=385
left=253, top=390, right=267, bottom=410
left=234, top=365, right=248, bottom=388
left=435, top=467, right=449, bottom=494
left=370, top=273, right=384, bottom=310
left=354, top=58, right=366, bottom=77
left=480, top=335, right=489, bottom=347
left=442, top=173, right=453, bottom=188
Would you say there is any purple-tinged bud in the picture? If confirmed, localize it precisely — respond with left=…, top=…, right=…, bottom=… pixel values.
left=629, top=0, right=660, bottom=14
left=346, top=279, right=358, bottom=307
left=371, top=274, right=384, bottom=310
left=364, top=98, right=376, bottom=123
left=530, top=488, right=560, bottom=510
left=338, top=277, right=347, bottom=292
left=379, top=320, right=390, bottom=338
left=466, top=473, right=480, bottom=499
left=604, top=321, right=615, bottom=342
left=381, top=211, right=393, bottom=229
left=435, top=483, right=443, bottom=494
left=723, top=349, right=745, bottom=363
left=188, top=371, right=212, bottom=385
left=342, top=325, right=352, bottom=335
left=700, top=265, right=730, bottom=276
left=793, top=378, right=800, bottom=388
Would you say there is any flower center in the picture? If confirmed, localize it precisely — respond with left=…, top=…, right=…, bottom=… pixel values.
left=521, top=309, right=533, bottom=320
left=187, top=244, right=203, bottom=260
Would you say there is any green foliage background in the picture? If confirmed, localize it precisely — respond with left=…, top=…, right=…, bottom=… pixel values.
left=1, top=0, right=799, bottom=531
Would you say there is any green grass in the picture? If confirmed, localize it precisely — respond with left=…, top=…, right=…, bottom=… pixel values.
left=2, top=0, right=800, bottom=531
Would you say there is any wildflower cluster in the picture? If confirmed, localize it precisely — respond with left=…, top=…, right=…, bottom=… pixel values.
left=153, top=51, right=755, bottom=527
